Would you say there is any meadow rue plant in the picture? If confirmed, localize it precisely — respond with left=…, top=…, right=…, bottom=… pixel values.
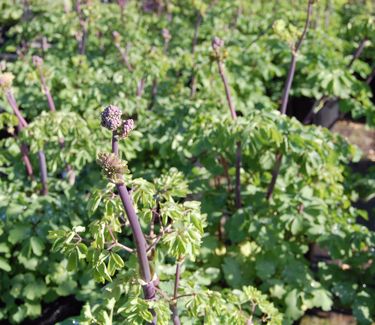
left=1, top=1, right=375, bottom=324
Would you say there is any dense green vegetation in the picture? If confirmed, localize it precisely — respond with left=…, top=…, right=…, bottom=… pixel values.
left=0, top=0, right=374, bottom=324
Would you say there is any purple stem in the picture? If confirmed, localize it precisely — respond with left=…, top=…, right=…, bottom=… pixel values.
left=6, top=90, right=49, bottom=193
left=215, top=57, right=241, bottom=208
left=266, top=0, right=313, bottom=200
left=366, top=66, right=375, bottom=85
left=20, top=136, right=34, bottom=178
left=348, top=37, right=367, bottom=69
left=190, top=12, right=203, bottom=98
left=37, top=67, right=56, bottom=112
left=38, top=150, right=48, bottom=195
left=265, top=153, right=282, bottom=201
left=111, top=134, right=156, bottom=324
left=280, top=0, right=313, bottom=115
left=170, top=260, right=182, bottom=325
left=136, top=78, right=145, bottom=98
left=6, top=91, right=28, bottom=128
left=115, top=43, right=133, bottom=72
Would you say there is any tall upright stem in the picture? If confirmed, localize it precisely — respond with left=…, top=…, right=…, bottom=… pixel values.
left=6, top=90, right=48, bottom=193
left=215, top=56, right=241, bottom=208
left=267, top=0, right=313, bottom=200
left=111, top=134, right=156, bottom=324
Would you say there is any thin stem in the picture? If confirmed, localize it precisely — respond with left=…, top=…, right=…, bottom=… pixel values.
left=348, top=37, right=367, bottom=69
left=280, top=0, right=313, bottom=115
left=267, top=0, right=313, bottom=200
left=35, top=65, right=56, bottom=112
left=6, top=91, right=28, bottom=128
left=366, top=66, right=375, bottom=85
left=216, top=60, right=237, bottom=119
left=266, top=152, right=282, bottom=201
left=7, top=92, right=33, bottom=178
left=214, top=53, right=241, bottom=208
left=115, top=43, right=133, bottom=72
left=20, top=139, right=34, bottom=178
left=38, top=150, right=48, bottom=195
left=235, top=141, right=241, bottom=209
left=170, top=260, right=182, bottom=325
left=136, top=78, right=145, bottom=98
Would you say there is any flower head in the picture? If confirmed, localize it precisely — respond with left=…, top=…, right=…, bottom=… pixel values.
left=101, top=105, right=123, bottom=131
left=32, top=55, right=44, bottom=67
left=162, top=28, right=171, bottom=42
left=117, top=119, right=134, bottom=139
left=112, top=31, right=121, bottom=44
left=212, top=36, right=224, bottom=51
left=0, top=72, right=14, bottom=91
left=97, top=152, right=129, bottom=184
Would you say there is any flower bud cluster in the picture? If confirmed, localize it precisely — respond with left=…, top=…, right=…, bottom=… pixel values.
left=0, top=72, right=14, bottom=91
left=101, top=105, right=135, bottom=138
left=116, top=118, right=134, bottom=139
left=162, top=28, right=171, bottom=42
left=211, top=37, right=227, bottom=61
left=32, top=55, right=44, bottom=67
left=101, top=105, right=123, bottom=131
left=97, top=152, right=129, bottom=184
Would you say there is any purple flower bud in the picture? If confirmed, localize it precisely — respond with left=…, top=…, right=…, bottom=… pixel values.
left=162, top=28, right=171, bottom=41
left=117, top=119, right=134, bottom=139
left=32, top=55, right=44, bottom=67
left=212, top=36, right=224, bottom=51
left=112, top=31, right=121, bottom=44
left=101, top=105, right=123, bottom=131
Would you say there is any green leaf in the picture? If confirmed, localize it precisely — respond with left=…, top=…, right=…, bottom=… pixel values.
left=0, top=257, right=11, bottom=272
left=30, top=236, right=45, bottom=256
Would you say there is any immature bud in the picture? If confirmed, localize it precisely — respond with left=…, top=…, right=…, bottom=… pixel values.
left=112, top=31, right=121, bottom=44
left=101, top=105, right=122, bottom=131
left=117, top=118, right=134, bottom=139
left=97, top=152, right=129, bottom=184
left=32, top=55, right=44, bottom=67
left=0, top=72, right=14, bottom=91
left=212, top=36, right=224, bottom=51
left=161, top=28, right=171, bottom=42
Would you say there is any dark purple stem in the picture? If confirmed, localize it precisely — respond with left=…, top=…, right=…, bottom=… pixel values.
left=6, top=91, right=28, bottom=128
left=115, top=43, right=133, bottom=72
left=215, top=56, right=241, bottom=208
left=136, top=78, right=145, bottom=98
left=266, top=153, right=282, bottom=201
left=38, top=150, right=48, bottom=195
left=190, top=12, right=203, bottom=98
left=20, top=138, right=34, bottom=178
left=111, top=134, right=156, bottom=324
left=36, top=67, right=56, bottom=112
left=216, top=60, right=237, bottom=120
left=6, top=90, right=48, bottom=193
left=366, top=66, right=375, bottom=85
left=170, top=260, right=182, bottom=325
left=280, top=0, right=313, bottom=115
left=267, top=0, right=313, bottom=200
left=348, top=37, right=367, bottom=69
